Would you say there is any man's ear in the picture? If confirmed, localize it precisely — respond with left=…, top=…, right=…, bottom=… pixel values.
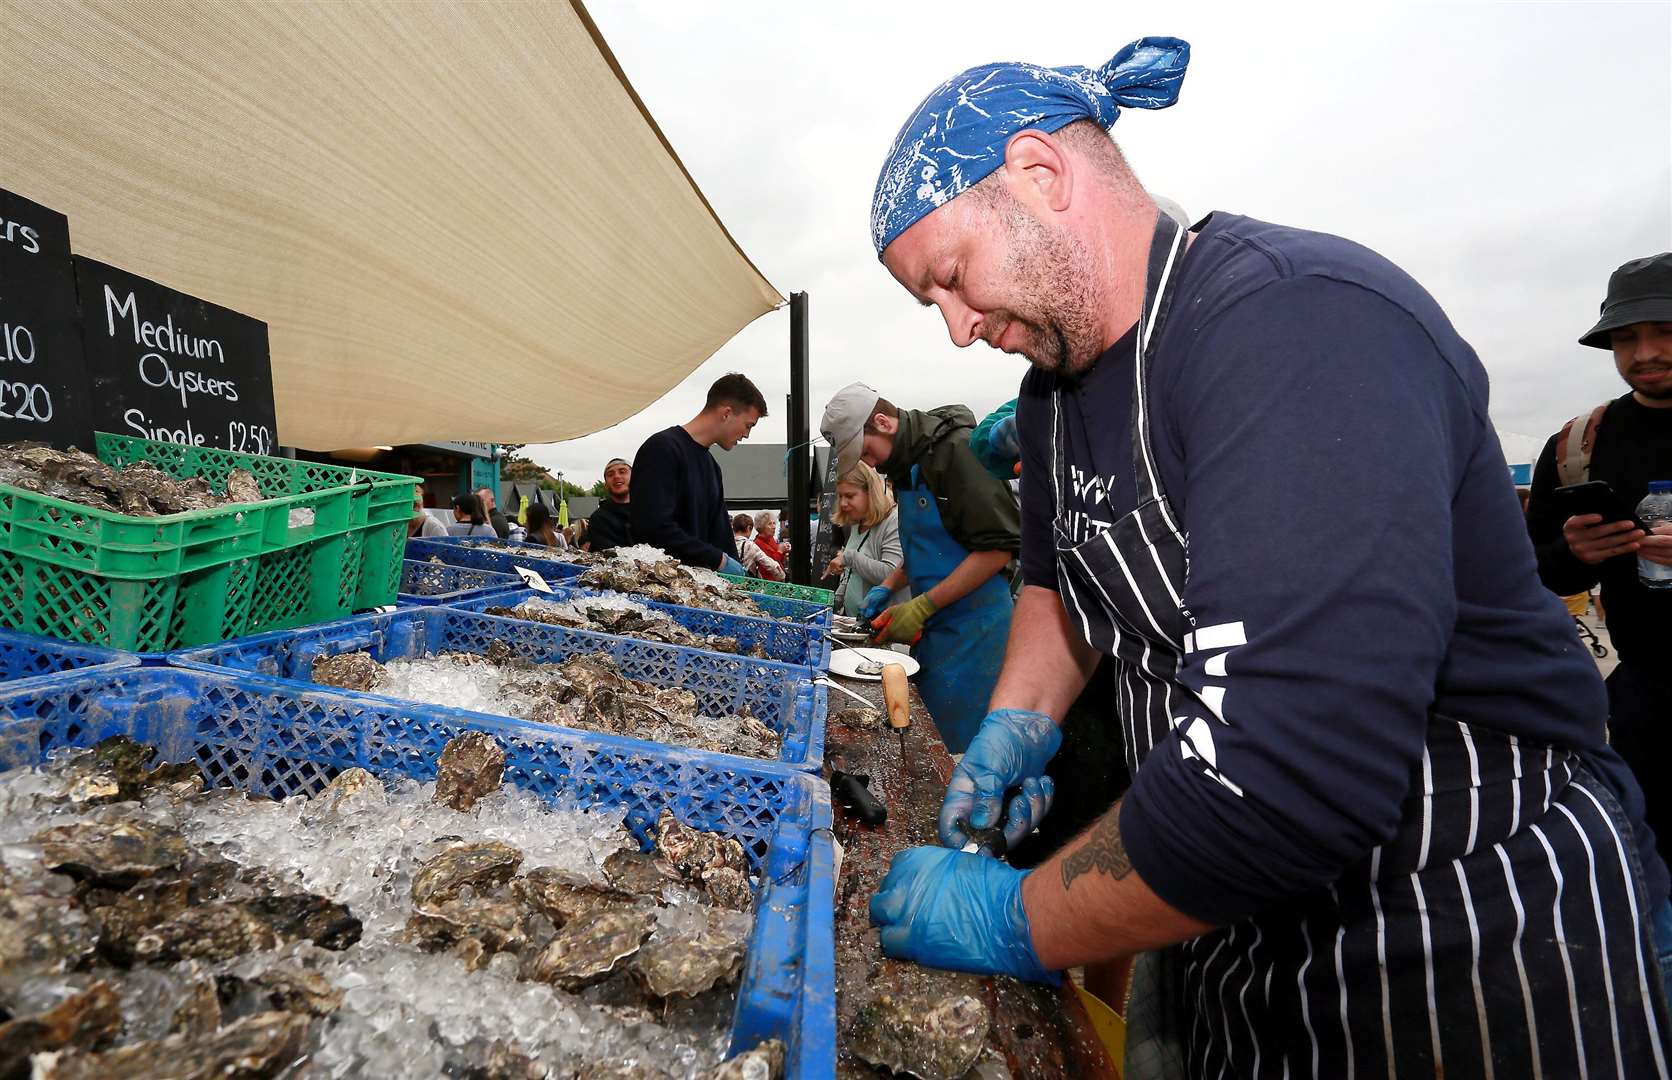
left=1001, top=129, right=1073, bottom=213
left=872, top=413, right=897, bottom=435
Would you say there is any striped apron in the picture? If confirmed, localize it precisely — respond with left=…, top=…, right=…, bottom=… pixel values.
left=1051, top=214, right=1672, bottom=1077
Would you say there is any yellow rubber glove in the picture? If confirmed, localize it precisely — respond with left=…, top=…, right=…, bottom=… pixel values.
left=872, top=593, right=937, bottom=645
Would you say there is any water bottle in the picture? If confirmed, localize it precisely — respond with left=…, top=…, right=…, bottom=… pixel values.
left=1637, top=481, right=1672, bottom=589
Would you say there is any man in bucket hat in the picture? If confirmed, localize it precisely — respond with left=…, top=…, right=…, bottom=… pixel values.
left=864, top=37, right=1672, bottom=1077
left=1526, top=251, right=1672, bottom=873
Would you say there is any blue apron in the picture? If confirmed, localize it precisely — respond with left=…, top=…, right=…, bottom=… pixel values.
left=897, top=465, right=1013, bottom=753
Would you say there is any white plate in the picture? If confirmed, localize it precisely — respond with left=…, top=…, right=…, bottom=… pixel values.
left=828, top=647, right=920, bottom=680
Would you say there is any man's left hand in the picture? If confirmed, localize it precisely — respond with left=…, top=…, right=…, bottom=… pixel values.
left=1640, top=524, right=1672, bottom=567
left=873, top=594, right=936, bottom=644
left=869, top=846, right=1060, bottom=984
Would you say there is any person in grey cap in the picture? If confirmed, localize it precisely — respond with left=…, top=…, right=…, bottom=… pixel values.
left=861, top=36, right=1671, bottom=1079
left=821, top=382, right=1020, bottom=753
left=585, top=457, right=633, bottom=552
left=1526, top=251, right=1672, bottom=871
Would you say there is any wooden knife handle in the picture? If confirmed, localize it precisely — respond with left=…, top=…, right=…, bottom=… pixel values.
left=880, top=663, right=911, bottom=729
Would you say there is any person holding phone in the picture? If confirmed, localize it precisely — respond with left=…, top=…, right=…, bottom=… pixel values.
left=1526, top=251, right=1672, bottom=872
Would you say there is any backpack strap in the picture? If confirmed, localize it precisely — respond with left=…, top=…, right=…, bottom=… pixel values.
left=1554, top=403, right=1609, bottom=487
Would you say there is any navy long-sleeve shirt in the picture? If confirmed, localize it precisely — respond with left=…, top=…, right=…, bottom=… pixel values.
left=629, top=426, right=734, bottom=569
left=1015, top=213, right=1657, bottom=925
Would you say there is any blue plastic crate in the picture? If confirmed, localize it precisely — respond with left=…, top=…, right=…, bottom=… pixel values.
left=172, top=606, right=827, bottom=771
left=0, top=665, right=835, bottom=1079
left=0, top=626, right=139, bottom=684
left=397, top=559, right=525, bottom=607
left=407, top=537, right=833, bottom=626
left=450, top=587, right=832, bottom=672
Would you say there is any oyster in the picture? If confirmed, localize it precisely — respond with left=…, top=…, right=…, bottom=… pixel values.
left=632, top=931, right=746, bottom=999
left=848, top=992, right=991, bottom=1080
left=701, top=1039, right=786, bottom=1080
left=411, top=841, right=523, bottom=906
left=574, top=1063, right=670, bottom=1080
left=307, top=767, right=386, bottom=818
left=32, top=1009, right=312, bottom=1080
left=526, top=908, right=655, bottom=990
left=433, top=731, right=508, bottom=812
left=252, top=966, right=343, bottom=1017
left=601, top=849, right=681, bottom=898
left=32, top=819, right=188, bottom=887
left=512, top=867, right=636, bottom=928
left=832, top=707, right=881, bottom=729
left=443, top=1036, right=548, bottom=1080
left=130, top=893, right=360, bottom=963
left=654, top=812, right=752, bottom=910
left=0, top=980, right=120, bottom=1066
left=0, top=444, right=257, bottom=517
left=310, top=651, right=384, bottom=693
left=0, top=867, right=98, bottom=977
left=407, top=896, right=531, bottom=960
left=223, top=469, right=263, bottom=504
left=170, top=978, right=222, bottom=1036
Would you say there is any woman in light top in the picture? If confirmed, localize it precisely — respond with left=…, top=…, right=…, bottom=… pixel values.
left=448, top=493, right=497, bottom=538
left=824, top=462, right=907, bottom=616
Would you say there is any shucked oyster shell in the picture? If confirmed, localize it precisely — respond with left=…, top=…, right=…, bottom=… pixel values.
left=526, top=908, right=655, bottom=990
left=849, top=992, right=991, bottom=1080
left=433, top=731, right=508, bottom=812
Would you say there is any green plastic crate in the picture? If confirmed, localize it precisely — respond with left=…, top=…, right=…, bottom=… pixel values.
left=718, top=573, right=834, bottom=607
left=0, top=434, right=418, bottom=651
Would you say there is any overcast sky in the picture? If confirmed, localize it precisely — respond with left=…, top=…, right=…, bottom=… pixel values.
left=526, top=0, right=1671, bottom=484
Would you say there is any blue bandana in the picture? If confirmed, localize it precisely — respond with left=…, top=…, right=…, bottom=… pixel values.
left=870, top=37, right=1191, bottom=256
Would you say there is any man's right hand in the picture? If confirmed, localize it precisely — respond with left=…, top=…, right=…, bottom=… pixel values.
left=939, top=708, right=1062, bottom=850
left=1563, top=514, right=1645, bottom=565
left=719, top=554, right=747, bottom=575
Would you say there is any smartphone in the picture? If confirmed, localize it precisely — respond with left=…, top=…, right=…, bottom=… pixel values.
left=1551, top=481, right=1646, bottom=531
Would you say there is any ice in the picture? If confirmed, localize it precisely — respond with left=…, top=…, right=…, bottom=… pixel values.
left=610, top=543, right=676, bottom=566
left=0, top=750, right=748, bottom=1077
left=519, top=593, right=658, bottom=622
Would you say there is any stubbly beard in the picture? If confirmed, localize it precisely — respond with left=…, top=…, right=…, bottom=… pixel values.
left=990, top=198, right=1105, bottom=375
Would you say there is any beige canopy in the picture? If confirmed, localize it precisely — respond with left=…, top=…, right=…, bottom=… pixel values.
left=0, top=0, right=783, bottom=449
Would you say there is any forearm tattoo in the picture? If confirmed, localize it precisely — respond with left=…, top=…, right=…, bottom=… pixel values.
left=1061, top=801, right=1133, bottom=890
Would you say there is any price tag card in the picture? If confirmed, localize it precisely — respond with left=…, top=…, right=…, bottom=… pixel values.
left=514, top=566, right=553, bottom=594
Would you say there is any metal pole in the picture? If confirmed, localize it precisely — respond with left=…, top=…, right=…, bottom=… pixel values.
left=787, top=292, right=811, bottom=585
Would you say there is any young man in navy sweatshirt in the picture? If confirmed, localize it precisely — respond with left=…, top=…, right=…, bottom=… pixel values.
left=629, top=373, right=766, bottom=574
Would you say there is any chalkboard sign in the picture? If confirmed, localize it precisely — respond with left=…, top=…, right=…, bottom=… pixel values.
left=812, top=448, right=841, bottom=585
left=74, top=258, right=276, bottom=455
left=0, top=189, right=94, bottom=448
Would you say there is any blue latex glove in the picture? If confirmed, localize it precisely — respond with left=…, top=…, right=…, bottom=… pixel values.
left=869, top=846, right=1061, bottom=984
left=719, top=554, right=746, bottom=576
left=989, top=413, right=1020, bottom=460
left=938, top=708, right=1062, bottom=850
left=858, top=584, right=893, bottom=622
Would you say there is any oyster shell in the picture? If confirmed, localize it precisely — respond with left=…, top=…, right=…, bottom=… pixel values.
left=0, top=867, right=98, bottom=977
left=411, top=841, right=524, bottom=906
left=700, top=1039, right=786, bottom=1080
left=434, top=731, right=508, bottom=812
left=32, top=819, right=188, bottom=888
left=223, top=469, right=263, bottom=504
left=407, top=896, right=531, bottom=959
left=832, top=707, right=881, bottom=729
left=574, top=1063, right=670, bottom=1080
left=310, top=651, right=384, bottom=693
left=32, top=1009, right=312, bottom=1080
left=252, top=965, right=343, bottom=1017
left=698, top=867, right=754, bottom=913
left=632, top=930, right=746, bottom=999
left=526, top=908, right=655, bottom=990
left=170, top=978, right=222, bottom=1036
left=0, top=980, right=120, bottom=1065
left=443, top=1036, right=549, bottom=1079
left=848, top=992, right=991, bottom=1080
left=307, top=767, right=386, bottom=818
left=130, top=893, right=360, bottom=963
left=654, top=812, right=752, bottom=909
left=601, top=849, right=681, bottom=898
left=0, top=444, right=256, bottom=517
left=512, top=867, right=636, bottom=929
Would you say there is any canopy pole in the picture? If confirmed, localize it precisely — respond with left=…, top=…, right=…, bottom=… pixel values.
left=788, top=292, right=811, bottom=584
